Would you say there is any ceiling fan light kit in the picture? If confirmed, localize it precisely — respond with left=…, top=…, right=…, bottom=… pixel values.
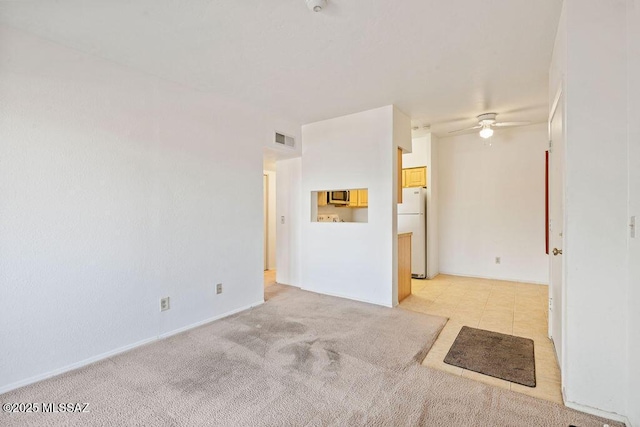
left=448, top=112, right=531, bottom=138
left=478, top=113, right=496, bottom=139
left=479, top=125, right=494, bottom=139
left=477, top=113, right=498, bottom=124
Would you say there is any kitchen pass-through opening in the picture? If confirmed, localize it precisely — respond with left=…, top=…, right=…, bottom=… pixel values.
left=311, top=189, right=368, bottom=223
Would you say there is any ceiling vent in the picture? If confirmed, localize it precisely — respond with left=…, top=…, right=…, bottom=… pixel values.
left=274, top=132, right=295, bottom=149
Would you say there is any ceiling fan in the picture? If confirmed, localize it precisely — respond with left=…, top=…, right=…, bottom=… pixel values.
left=449, top=113, right=530, bottom=139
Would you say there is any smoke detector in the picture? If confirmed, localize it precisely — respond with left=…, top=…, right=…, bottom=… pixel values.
left=306, top=0, right=327, bottom=12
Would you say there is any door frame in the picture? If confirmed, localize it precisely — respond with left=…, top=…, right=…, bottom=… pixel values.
left=263, top=174, right=268, bottom=271
left=548, top=82, right=567, bottom=381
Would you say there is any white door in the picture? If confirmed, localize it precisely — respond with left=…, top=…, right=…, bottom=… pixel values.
left=549, top=91, right=565, bottom=367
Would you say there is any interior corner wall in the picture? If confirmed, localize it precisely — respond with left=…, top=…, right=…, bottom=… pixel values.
left=627, top=1, right=640, bottom=426
left=300, top=106, right=396, bottom=307
left=559, top=0, right=630, bottom=418
left=429, top=135, right=440, bottom=278
left=437, top=124, right=549, bottom=284
left=402, top=134, right=439, bottom=278
left=403, top=135, right=430, bottom=169
left=0, top=25, right=300, bottom=393
left=393, top=107, right=413, bottom=304
left=275, top=157, right=302, bottom=286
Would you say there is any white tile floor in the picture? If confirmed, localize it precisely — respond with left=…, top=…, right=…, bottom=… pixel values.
left=400, top=274, right=563, bottom=404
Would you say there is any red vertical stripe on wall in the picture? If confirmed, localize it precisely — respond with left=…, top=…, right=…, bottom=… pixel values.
left=545, top=150, right=549, bottom=255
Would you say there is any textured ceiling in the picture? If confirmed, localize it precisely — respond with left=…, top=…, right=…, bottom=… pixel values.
left=0, top=0, right=562, bottom=134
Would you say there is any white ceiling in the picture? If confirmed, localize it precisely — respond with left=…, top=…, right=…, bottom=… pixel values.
left=0, top=0, right=562, bottom=135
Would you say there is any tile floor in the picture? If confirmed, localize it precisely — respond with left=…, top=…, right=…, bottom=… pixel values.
left=400, top=274, right=563, bottom=404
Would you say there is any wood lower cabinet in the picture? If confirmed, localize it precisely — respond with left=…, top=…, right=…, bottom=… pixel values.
left=398, top=232, right=412, bottom=303
left=402, top=166, right=427, bottom=188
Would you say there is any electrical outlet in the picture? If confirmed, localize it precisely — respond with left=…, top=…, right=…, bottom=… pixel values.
left=216, top=283, right=223, bottom=294
left=495, top=257, right=501, bottom=264
left=160, top=297, right=170, bottom=312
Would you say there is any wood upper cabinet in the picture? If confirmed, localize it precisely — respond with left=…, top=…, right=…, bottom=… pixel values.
left=358, top=189, right=368, bottom=207
left=348, top=189, right=368, bottom=208
left=318, top=191, right=327, bottom=207
left=348, top=189, right=359, bottom=207
left=403, top=166, right=427, bottom=188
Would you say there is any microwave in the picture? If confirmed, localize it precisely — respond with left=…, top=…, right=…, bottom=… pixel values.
left=328, top=190, right=350, bottom=205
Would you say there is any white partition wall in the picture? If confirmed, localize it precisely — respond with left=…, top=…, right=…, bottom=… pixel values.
left=299, top=106, right=410, bottom=307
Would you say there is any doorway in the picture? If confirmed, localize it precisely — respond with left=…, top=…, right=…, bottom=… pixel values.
left=263, top=168, right=277, bottom=288
left=548, top=88, right=565, bottom=372
left=264, top=174, right=268, bottom=271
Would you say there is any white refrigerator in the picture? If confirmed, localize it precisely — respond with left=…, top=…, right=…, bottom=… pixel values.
left=398, top=187, right=427, bottom=278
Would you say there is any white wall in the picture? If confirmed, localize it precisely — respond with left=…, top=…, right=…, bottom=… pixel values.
left=558, top=0, right=629, bottom=418
left=0, top=26, right=300, bottom=392
left=403, top=136, right=430, bottom=169
left=403, top=134, right=440, bottom=278
left=299, top=106, right=410, bottom=307
left=438, top=124, right=549, bottom=284
left=430, top=135, right=440, bottom=278
left=550, top=1, right=640, bottom=422
left=628, top=2, right=640, bottom=425
left=275, top=157, right=302, bottom=287
left=263, top=170, right=277, bottom=270
left=548, top=0, right=567, bottom=388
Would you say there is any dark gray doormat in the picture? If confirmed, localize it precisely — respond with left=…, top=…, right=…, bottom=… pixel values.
left=444, top=326, right=536, bottom=387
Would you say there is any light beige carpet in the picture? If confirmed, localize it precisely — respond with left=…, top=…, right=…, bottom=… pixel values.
left=0, top=285, right=620, bottom=426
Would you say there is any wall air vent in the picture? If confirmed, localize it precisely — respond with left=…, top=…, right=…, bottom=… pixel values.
left=274, top=132, right=295, bottom=149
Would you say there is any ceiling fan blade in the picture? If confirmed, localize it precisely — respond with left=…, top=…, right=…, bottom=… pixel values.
left=448, top=125, right=481, bottom=134
left=493, top=121, right=530, bottom=127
